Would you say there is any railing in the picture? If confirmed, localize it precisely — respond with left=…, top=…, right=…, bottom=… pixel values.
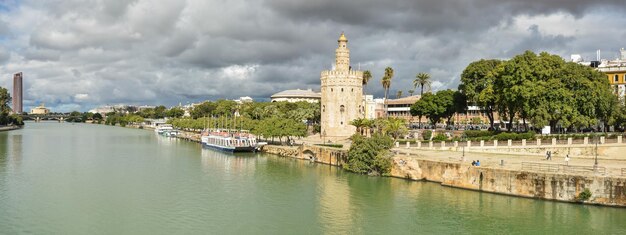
left=521, top=162, right=607, bottom=175
left=521, top=162, right=560, bottom=173
left=563, top=165, right=606, bottom=175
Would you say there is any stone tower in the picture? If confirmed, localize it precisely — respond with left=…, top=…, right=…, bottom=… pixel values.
left=320, top=33, right=364, bottom=140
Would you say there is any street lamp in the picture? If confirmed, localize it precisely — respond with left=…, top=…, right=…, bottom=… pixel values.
left=594, top=134, right=599, bottom=171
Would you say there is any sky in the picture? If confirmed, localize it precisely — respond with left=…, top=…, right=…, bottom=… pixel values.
left=0, top=0, right=626, bottom=112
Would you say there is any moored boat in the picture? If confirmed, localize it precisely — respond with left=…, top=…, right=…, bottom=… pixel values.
left=155, top=124, right=173, bottom=135
left=200, top=129, right=258, bottom=152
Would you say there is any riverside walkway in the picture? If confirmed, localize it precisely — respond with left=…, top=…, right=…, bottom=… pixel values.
left=393, top=147, right=626, bottom=177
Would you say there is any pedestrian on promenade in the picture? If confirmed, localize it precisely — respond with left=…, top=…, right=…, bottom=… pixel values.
left=476, top=160, right=481, bottom=166
left=471, top=160, right=476, bottom=166
left=565, top=155, right=570, bottom=166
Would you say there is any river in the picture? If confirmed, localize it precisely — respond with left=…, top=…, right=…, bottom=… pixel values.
left=0, top=122, right=624, bottom=234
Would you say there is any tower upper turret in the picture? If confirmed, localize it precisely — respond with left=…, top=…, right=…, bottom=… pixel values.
left=335, top=32, right=350, bottom=71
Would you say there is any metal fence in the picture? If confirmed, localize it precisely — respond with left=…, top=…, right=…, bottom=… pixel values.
left=562, top=165, right=606, bottom=175
left=521, top=162, right=606, bottom=175
left=521, top=162, right=560, bottom=173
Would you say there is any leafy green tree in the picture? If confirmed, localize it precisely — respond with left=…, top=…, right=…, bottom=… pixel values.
left=93, top=113, right=103, bottom=120
left=459, top=59, right=501, bottom=129
left=410, top=90, right=457, bottom=125
left=214, top=99, right=238, bottom=116
left=191, top=102, right=217, bottom=119
left=153, top=105, right=167, bottom=119
left=396, top=90, right=403, bottom=99
left=166, top=107, right=184, bottom=118
left=0, top=87, right=11, bottom=116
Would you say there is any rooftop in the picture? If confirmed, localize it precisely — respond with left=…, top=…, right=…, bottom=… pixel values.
left=271, top=89, right=321, bottom=99
left=386, top=95, right=421, bottom=105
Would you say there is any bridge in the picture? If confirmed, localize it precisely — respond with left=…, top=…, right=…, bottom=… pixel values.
left=21, top=114, right=69, bottom=122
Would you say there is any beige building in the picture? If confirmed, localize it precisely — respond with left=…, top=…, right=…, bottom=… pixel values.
left=30, top=103, right=50, bottom=115
left=270, top=89, right=321, bottom=103
left=320, top=33, right=364, bottom=140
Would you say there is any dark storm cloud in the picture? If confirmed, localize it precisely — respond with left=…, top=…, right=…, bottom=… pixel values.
left=266, top=0, right=626, bottom=33
left=0, top=0, right=624, bottom=112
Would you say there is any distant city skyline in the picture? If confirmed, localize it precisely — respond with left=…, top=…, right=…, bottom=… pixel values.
left=1, top=0, right=626, bottom=112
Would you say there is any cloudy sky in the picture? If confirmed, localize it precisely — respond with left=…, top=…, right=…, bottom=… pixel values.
left=1, top=0, right=625, bottom=112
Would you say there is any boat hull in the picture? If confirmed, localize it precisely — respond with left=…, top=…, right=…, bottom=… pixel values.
left=201, top=142, right=256, bottom=152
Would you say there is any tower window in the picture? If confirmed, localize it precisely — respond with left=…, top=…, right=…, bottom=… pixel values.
left=331, top=88, right=333, bottom=92
left=351, top=88, right=354, bottom=92
left=615, top=75, right=619, bottom=82
left=340, top=105, right=345, bottom=112
left=341, top=88, right=344, bottom=92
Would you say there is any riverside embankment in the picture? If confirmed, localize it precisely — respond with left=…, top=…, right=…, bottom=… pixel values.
left=262, top=144, right=626, bottom=207
left=157, top=128, right=626, bottom=207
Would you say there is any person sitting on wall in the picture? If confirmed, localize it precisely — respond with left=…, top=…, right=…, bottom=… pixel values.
left=475, top=160, right=481, bottom=166
left=471, top=160, right=476, bottom=166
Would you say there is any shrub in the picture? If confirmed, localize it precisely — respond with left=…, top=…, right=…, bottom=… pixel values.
left=344, top=134, right=394, bottom=176
left=422, top=130, right=432, bottom=140
left=315, top=144, right=343, bottom=148
left=577, top=188, right=592, bottom=201
left=432, top=134, right=448, bottom=141
left=464, top=130, right=495, bottom=138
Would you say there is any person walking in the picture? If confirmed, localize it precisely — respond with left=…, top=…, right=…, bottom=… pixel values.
left=565, top=155, right=570, bottom=166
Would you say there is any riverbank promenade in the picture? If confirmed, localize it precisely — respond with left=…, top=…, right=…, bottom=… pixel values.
left=393, top=148, right=626, bottom=177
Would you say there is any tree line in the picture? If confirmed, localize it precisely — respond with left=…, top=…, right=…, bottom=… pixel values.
left=405, top=51, right=622, bottom=132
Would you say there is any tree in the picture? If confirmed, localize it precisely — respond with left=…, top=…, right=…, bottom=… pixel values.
left=414, top=72, right=431, bottom=96
left=410, top=90, right=457, bottom=126
left=408, top=89, right=415, bottom=96
left=362, top=70, right=372, bottom=95
left=0, top=87, right=11, bottom=116
left=214, top=99, right=238, bottom=116
left=381, top=67, right=394, bottom=117
left=396, top=90, right=403, bottom=99
left=383, top=117, right=408, bottom=140
left=459, top=59, right=501, bottom=130
left=153, top=105, right=167, bottom=119
left=93, top=113, right=103, bottom=120
left=344, top=134, right=394, bottom=176
left=191, top=102, right=217, bottom=119
left=166, top=107, right=185, bottom=118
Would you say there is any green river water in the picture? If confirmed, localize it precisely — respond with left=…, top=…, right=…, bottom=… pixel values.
left=0, top=122, right=625, bottom=234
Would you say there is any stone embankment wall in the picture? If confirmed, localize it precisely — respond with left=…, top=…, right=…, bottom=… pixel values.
left=391, top=156, right=626, bottom=206
left=263, top=144, right=626, bottom=207
left=262, top=145, right=347, bottom=166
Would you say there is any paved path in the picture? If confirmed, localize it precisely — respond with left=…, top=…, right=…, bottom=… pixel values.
left=394, top=147, right=626, bottom=177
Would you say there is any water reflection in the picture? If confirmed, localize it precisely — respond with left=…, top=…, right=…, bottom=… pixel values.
left=199, top=148, right=258, bottom=176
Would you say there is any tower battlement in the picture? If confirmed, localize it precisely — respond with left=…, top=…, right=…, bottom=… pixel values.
left=320, top=70, right=363, bottom=77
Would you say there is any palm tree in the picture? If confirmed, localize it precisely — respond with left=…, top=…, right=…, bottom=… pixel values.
left=381, top=67, right=394, bottom=117
left=396, top=90, right=403, bottom=99
left=362, top=70, right=372, bottom=95
left=414, top=72, right=431, bottom=96
left=384, top=117, right=408, bottom=140
left=350, top=118, right=368, bottom=135
left=408, top=89, right=414, bottom=96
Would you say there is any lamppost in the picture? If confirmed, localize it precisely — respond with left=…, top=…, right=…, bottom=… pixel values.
left=461, top=134, right=466, bottom=162
left=594, top=134, right=599, bottom=171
